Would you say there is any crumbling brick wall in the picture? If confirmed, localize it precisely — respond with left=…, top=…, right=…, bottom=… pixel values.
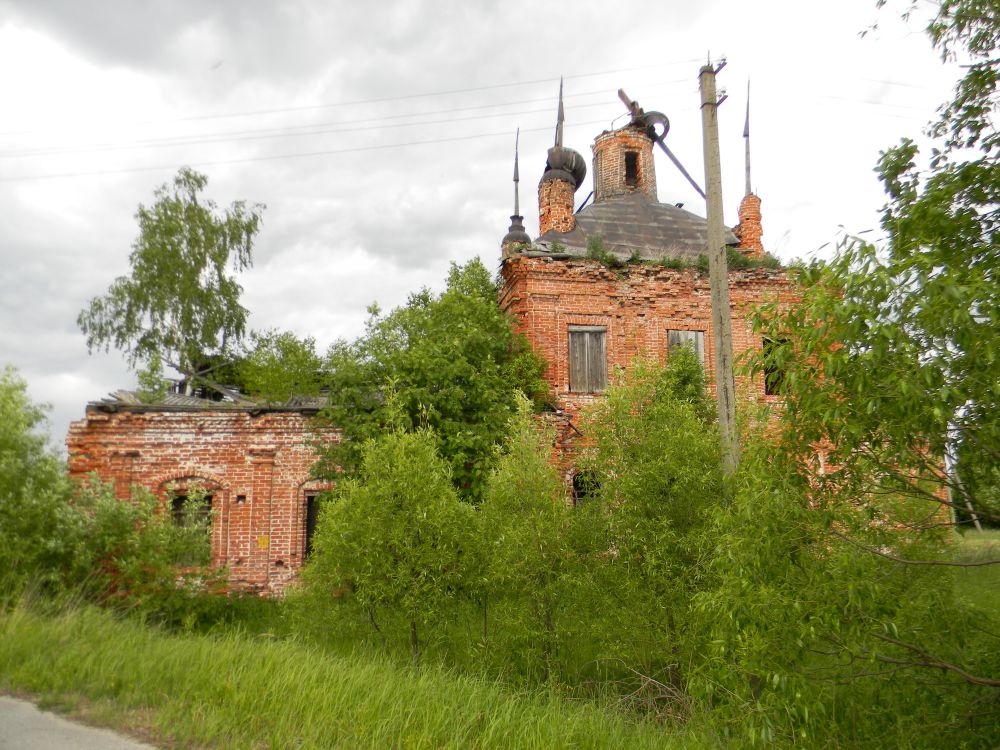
left=499, top=255, right=798, bottom=419
left=67, top=406, right=338, bottom=595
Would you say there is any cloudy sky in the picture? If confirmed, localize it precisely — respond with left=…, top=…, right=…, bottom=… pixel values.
left=0, top=0, right=960, bottom=449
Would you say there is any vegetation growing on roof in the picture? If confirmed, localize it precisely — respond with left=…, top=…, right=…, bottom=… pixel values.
left=584, top=234, right=784, bottom=273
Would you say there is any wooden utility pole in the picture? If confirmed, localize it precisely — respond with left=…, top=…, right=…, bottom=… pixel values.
left=699, top=61, right=740, bottom=476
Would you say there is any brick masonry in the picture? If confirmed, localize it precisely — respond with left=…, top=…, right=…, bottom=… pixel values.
left=592, top=125, right=658, bottom=202
left=499, top=255, right=798, bottom=420
left=538, top=178, right=576, bottom=235
left=735, top=193, right=764, bottom=258
left=67, top=407, right=338, bottom=595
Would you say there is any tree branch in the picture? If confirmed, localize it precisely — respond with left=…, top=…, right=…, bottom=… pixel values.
left=828, top=529, right=1000, bottom=567
left=871, top=633, right=1000, bottom=688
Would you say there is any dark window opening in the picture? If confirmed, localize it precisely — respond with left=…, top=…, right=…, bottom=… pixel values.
left=762, top=337, right=788, bottom=396
left=304, top=493, right=321, bottom=558
left=572, top=472, right=600, bottom=507
left=569, top=326, right=607, bottom=393
left=170, top=492, right=212, bottom=566
left=624, top=151, right=639, bottom=187
left=171, top=493, right=212, bottom=527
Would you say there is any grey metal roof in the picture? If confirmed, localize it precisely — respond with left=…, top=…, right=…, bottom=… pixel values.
left=93, top=390, right=326, bottom=413
left=536, top=192, right=738, bottom=262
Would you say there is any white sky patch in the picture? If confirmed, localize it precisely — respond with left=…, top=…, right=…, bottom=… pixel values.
left=0, top=0, right=968, bottom=449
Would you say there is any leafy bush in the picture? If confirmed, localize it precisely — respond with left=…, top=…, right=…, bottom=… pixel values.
left=303, top=425, right=476, bottom=661
left=0, top=366, right=79, bottom=602
left=0, top=365, right=226, bottom=623
left=478, top=400, right=588, bottom=681
left=320, top=259, right=550, bottom=501
left=686, top=440, right=1000, bottom=747
left=578, top=350, right=723, bottom=690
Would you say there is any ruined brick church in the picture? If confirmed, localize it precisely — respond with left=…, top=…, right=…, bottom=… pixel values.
left=67, top=87, right=794, bottom=594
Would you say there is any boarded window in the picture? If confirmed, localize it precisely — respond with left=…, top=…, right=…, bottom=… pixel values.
left=568, top=326, right=607, bottom=393
left=667, top=329, right=705, bottom=363
left=625, top=151, right=639, bottom=186
left=304, top=492, right=321, bottom=558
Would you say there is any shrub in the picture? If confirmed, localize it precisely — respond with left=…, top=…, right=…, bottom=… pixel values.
left=303, top=426, right=476, bottom=661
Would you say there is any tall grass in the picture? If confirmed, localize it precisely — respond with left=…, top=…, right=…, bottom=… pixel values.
left=953, top=530, right=1000, bottom=615
left=0, top=605, right=707, bottom=749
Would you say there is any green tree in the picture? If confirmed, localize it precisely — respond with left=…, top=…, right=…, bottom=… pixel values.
left=754, top=0, right=1000, bottom=524
left=304, top=425, right=475, bottom=662
left=727, top=3, right=1000, bottom=736
left=578, top=349, right=723, bottom=685
left=479, top=400, right=582, bottom=681
left=686, top=438, right=1000, bottom=747
left=236, top=329, right=323, bottom=404
left=78, top=167, right=264, bottom=397
left=0, top=366, right=218, bottom=615
left=320, top=259, right=549, bottom=501
left=0, top=366, right=77, bottom=601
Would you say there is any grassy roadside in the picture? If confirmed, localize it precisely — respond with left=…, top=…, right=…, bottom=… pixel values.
left=0, top=606, right=708, bottom=749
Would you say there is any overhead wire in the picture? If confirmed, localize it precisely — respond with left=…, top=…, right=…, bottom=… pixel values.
left=0, top=79, right=695, bottom=160
left=0, top=118, right=616, bottom=183
left=0, top=59, right=705, bottom=137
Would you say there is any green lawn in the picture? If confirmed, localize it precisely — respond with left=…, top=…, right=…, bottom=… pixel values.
left=952, top=529, right=1000, bottom=615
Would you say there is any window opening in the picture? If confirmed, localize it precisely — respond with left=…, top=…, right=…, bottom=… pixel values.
left=624, top=151, right=639, bottom=187
left=568, top=326, right=607, bottom=393
left=171, top=493, right=213, bottom=527
left=169, top=491, right=212, bottom=566
left=667, top=330, right=705, bottom=364
left=304, top=493, right=321, bottom=558
left=572, top=472, right=600, bottom=507
left=762, top=337, right=788, bottom=396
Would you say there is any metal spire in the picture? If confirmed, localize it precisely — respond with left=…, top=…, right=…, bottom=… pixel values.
left=743, top=80, right=752, bottom=196
left=555, top=77, right=565, bottom=148
left=513, top=128, right=521, bottom=216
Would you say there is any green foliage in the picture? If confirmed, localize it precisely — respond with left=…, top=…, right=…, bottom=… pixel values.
left=320, top=258, right=550, bottom=501
left=69, top=480, right=223, bottom=620
left=585, top=236, right=626, bottom=269
left=748, top=0, right=1000, bottom=522
left=0, top=366, right=77, bottom=600
left=579, top=353, right=723, bottom=681
left=0, top=365, right=224, bottom=620
left=725, top=246, right=783, bottom=270
left=658, top=256, right=687, bottom=271
left=478, top=401, right=583, bottom=679
left=237, top=329, right=323, bottom=404
left=304, top=427, right=475, bottom=660
left=687, top=439, right=1000, bottom=747
left=723, top=6, right=1000, bottom=732
left=78, top=167, right=264, bottom=394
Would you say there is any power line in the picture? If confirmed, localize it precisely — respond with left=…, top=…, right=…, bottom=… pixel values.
left=0, top=81, right=694, bottom=160
left=0, top=118, right=617, bottom=184
left=0, top=60, right=703, bottom=137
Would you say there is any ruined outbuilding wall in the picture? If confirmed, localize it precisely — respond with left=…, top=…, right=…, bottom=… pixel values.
left=67, top=407, right=338, bottom=595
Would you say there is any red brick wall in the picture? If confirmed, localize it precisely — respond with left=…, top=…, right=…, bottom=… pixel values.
left=66, top=407, right=339, bottom=595
left=499, top=255, right=798, bottom=419
left=736, top=193, right=764, bottom=259
left=538, top=178, right=576, bottom=235
left=592, top=125, right=658, bottom=203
